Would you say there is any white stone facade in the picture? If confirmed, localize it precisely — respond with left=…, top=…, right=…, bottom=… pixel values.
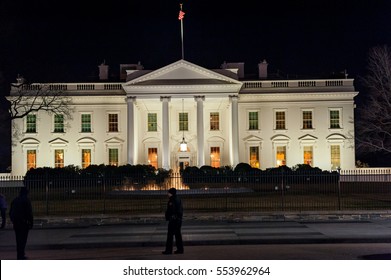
left=9, top=60, right=358, bottom=176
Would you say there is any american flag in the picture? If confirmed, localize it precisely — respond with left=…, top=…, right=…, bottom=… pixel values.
left=178, top=10, right=185, bottom=20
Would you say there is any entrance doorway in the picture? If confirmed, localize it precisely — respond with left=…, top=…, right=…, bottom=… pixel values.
left=178, top=154, right=191, bottom=173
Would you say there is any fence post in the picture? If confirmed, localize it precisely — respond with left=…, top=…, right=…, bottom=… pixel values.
left=281, top=168, right=285, bottom=212
left=45, top=173, right=49, bottom=216
left=102, top=175, right=106, bottom=214
left=337, top=167, right=341, bottom=211
left=225, top=183, right=228, bottom=212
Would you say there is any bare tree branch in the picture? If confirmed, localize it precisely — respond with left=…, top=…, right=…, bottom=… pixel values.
left=6, top=82, right=73, bottom=121
left=356, top=45, right=391, bottom=154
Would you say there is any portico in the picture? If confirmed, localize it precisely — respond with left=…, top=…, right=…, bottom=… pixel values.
left=122, top=59, right=243, bottom=171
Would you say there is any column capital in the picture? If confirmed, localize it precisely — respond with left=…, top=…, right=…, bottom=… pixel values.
left=194, top=95, right=205, bottom=102
left=160, top=96, right=171, bottom=102
left=229, top=95, right=239, bottom=102
left=126, top=96, right=136, bottom=102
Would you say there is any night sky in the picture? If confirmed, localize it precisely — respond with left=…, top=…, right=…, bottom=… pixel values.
left=1, top=0, right=391, bottom=168
left=1, top=0, right=391, bottom=83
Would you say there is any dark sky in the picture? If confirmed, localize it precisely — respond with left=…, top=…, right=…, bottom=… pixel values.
left=1, top=0, right=391, bottom=83
left=1, top=0, right=391, bottom=167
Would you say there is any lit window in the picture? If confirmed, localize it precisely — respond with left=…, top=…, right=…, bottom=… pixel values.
left=54, top=114, right=64, bottom=133
left=275, top=111, right=286, bottom=130
left=81, top=114, right=91, bottom=132
left=179, top=112, right=188, bottom=131
left=303, top=146, right=313, bottom=166
left=26, top=114, right=37, bottom=133
left=210, top=112, right=220, bottom=130
left=148, top=113, right=157, bottom=132
left=109, top=148, right=118, bottom=166
left=276, top=146, right=286, bottom=166
left=249, top=112, right=258, bottom=130
left=249, top=147, right=260, bottom=168
left=82, top=149, right=91, bottom=169
left=302, top=111, right=313, bottom=129
left=210, top=147, right=220, bottom=168
left=27, top=150, right=36, bottom=170
left=55, top=149, right=64, bottom=168
left=108, top=114, right=118, bottom=132
left=148, top=148, right=158, bottom=169
left=330, top=110, right=341, bottom=129
left=331, top=145, right=340, bottom=169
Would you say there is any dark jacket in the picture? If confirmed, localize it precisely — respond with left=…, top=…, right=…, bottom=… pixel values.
left=9, top=193, right=33, bottom=229
left=0, top=194, right=7, bottom=209
left=165, top=195, right=183, bottom=222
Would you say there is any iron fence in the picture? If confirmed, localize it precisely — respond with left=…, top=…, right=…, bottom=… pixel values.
left=1, top=170, right=391, bottom=216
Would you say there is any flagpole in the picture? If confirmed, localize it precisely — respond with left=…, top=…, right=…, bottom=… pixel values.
left=179, top=3, right=185, bottom=60
left=181, top=15, right=184, bottom=59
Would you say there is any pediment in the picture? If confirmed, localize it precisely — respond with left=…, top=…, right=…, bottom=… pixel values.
left=142, top=137, right=161, bottom=143
left=243, top=135, right=263, bottom=142
left=326, top=133, right=347, bottom=141
left=124, top=59, right=242, bottom=86
left=105, top=137, right=124, bottom=144
left=271, top=134, right=290, bottom=141
left=20, top=137, right=40, bottom=145
left=207, top=136, right=225, bottom=142
left=48, top=137, right=68, bottom=145
left=77, top=137, right=96, bottom=144
left=298, top=134, right=318, bottom=141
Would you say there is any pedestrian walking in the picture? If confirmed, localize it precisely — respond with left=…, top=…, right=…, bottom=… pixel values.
left=9, top=187, right=33, bottom=260
left=0, top=193, right=7, bottom=229
left=162, top=187, right=184, bottom=254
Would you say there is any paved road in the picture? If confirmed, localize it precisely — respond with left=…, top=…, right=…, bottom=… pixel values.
left=2, top=243, right=391, bottom=260
left=1, top=219, right=391, bottom=260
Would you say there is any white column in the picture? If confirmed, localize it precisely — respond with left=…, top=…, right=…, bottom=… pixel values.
left=195, top=96, right=205, bottom=167
left=161, top=96, right=171, bottom=170
left=126, top=96, right=136, bottom=165
left=230, top=95, right=239, bottom=166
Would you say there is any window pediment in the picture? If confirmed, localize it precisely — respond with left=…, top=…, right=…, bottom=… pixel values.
left=243, top=135, right=263, bottom=143
left=326, top=133, right=346, bottom=141
left=142, top=137, right=160, bottom=143
left=77, top=137, right=96, bottom=144
left=105, top=137, right=124, bottom=144
left=49, top=138, right=69, bottom=145
left=298, top=134, right=318, bottom=141
left=271, top=134, right=290, bottom=142
left=271, top=134, right=290, bottom=148
left=20, top=137, right=40, bottom=145
left=207, top=136, right=225, bottom=142
left=299, top=134, right=318, bottom=147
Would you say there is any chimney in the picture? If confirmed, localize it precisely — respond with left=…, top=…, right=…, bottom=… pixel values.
left=98, top=60, right=109, bottom=80
left=258, top=59, right=268, bottom=79
left=16, top=74, right=25, bottom=85
left=120, top=62, right=144, bottom=80
left=221, top=61, right=245, bottom=79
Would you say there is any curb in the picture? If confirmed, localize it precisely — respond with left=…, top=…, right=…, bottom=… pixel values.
left=31, top=210, right=391, bottom=228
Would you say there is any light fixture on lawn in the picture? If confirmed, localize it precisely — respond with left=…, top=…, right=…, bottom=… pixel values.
left=180, top=98, right=188, bottom=152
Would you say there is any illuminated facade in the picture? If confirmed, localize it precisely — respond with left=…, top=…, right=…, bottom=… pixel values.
left=9, top=60, right=358, bottom=176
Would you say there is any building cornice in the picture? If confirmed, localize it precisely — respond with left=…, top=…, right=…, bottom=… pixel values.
left=239, top=91, right=358, bottom=102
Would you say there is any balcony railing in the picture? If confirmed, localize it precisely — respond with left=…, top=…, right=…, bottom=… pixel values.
left=243, top=79, right=353, bottom=90
left=11, top=83, right=124, bottom=93
left=11, top=79, right=354, bottom=94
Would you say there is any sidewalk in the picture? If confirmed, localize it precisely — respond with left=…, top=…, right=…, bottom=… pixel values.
left=2, top=213, right=391, bottom=259
left=1, top=216, right=391, bottom=249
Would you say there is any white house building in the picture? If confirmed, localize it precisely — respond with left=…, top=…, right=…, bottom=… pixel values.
left=8, top=59, right=358, bottom=176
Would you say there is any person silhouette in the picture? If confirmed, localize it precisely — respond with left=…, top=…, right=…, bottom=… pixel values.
left=0, top=193, right=7, bottom=229
left=162, top=188, right=184, bottom=254
left=9, top=187, right=33, bottom=260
